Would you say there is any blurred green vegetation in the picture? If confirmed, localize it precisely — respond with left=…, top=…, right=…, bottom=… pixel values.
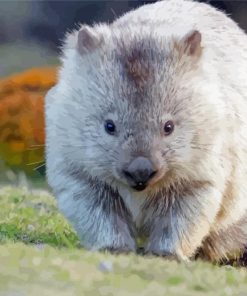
left=0, top=42, right=58, bottom=78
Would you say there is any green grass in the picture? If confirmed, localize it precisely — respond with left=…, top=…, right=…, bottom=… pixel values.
left=0, top=186, right=79, bottom=248
left=0, top=186, right=247, bottom=295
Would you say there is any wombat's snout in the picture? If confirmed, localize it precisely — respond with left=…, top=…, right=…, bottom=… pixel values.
left=123, top=156, right=157, bottom=191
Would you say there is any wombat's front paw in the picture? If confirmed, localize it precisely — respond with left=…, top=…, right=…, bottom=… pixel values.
left=96, top=236, right=136, bottom=255
left=145, top=242, right=189, bottom=262
left=145, top=246, right=178, bottom=261
left=101, top=245, right=135, bottom=255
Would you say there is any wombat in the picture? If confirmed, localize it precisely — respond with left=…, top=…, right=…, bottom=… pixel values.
left=45, top=0, right=247, bottom=262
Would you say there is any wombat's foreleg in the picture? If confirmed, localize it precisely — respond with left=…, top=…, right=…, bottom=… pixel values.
left=144, top=186, right=222, bottom=261
left=55, top=176, right=136, bottom=253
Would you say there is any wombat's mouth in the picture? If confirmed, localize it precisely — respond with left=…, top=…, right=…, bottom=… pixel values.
left=132, top=182, right=147, bottom=191
left=123, top=170, right=164, bottom=192
left=128, top=171, right=166, bottom=193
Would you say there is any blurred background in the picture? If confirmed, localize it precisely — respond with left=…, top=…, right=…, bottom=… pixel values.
left=0, top=0, right=247, bottom=188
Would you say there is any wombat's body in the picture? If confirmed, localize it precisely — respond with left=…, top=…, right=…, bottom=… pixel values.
left=45, top=0, right=247, bottom=261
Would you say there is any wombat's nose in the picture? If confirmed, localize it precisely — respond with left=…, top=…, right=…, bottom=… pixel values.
left=123, top=157, right=157, bottom=191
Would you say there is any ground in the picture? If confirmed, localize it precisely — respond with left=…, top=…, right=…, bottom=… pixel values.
left=0, top=186, right=247, bottom=296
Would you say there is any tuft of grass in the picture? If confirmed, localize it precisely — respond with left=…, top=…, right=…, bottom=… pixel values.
left=0, top=186, right=247, bottom=295
left=0, top=186, right=79, bottom=248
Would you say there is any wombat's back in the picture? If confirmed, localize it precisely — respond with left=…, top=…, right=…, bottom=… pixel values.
left=114, top=0, right=247, bottom=95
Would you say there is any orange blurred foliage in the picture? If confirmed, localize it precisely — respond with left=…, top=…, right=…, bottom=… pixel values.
left=0, top=67, right=57, bottom=174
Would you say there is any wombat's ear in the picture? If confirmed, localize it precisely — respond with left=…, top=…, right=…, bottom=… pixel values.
left=176, top=30, right=202, bottom=57
left=77, top=25, right=104, bottom=55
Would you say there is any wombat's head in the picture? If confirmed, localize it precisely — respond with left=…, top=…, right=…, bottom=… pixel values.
left=53, top=24, right=224, bottom=192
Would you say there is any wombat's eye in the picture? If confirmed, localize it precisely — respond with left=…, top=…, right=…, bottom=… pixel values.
left=104, top=120, right=116, bottom=135
left=164, top=120, right=174, bottom=135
